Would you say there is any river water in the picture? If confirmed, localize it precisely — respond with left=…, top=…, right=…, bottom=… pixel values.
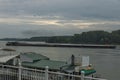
left=0, top=41, right=120, bottom=80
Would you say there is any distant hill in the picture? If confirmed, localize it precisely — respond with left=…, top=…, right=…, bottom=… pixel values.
left=1, top=29, right=120, bottom=44
left=0, top=38, right=29, bottom=41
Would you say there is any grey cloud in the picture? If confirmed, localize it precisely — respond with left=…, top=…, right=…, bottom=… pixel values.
left=21, top=23, right=120, bottom=38
left=22, top=30, right=55, bottom=37
left=0, top=0, right=120, bottom=20
left=0, top=21, right=120, bottom=38
left=21, top=24, right=80, bottom=36
left=89, top=23, right=120, bottom=31
left=0, top=0, right=120, bottom=38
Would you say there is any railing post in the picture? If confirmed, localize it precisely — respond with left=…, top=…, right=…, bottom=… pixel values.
left=81, top=71, right=85, bottom=80
left=45, top=66, right=49, bottom=80
left=18, top=59, right=22, bottom=80
left=1, top=65, right=4, bottom=79
left=2, top=65, right=4, bottom=72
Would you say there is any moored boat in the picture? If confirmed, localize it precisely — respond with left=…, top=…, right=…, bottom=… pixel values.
left=0, top=52, right=96, bottom=75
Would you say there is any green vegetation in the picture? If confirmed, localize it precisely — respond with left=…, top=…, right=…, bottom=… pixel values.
left=1, top=29, right=120, bottom=44
left=72, top=31, right=111, bottom=44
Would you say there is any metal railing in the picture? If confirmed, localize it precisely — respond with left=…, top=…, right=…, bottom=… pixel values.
left=0, top=65, right=107, bottom=80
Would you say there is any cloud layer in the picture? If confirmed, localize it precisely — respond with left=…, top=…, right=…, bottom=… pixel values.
left=0, top=0, right=120, bottom=38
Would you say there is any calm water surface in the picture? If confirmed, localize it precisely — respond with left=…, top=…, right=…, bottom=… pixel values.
left=0, top=41, right=120, bottom=80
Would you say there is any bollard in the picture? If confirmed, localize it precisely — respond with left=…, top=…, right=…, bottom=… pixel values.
left=45, top=66, right=49, bottom=80
left=81, top=71, right=85, bottom=80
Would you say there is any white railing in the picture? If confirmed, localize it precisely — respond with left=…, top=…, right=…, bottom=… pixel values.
left=0, top=65, right=107, bottom=80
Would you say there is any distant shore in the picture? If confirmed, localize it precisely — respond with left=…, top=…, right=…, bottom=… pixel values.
left=0, top=29, right=120, bottom=45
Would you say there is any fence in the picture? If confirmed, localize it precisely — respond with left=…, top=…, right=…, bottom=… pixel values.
left=0, top=65, right=107, bottom=80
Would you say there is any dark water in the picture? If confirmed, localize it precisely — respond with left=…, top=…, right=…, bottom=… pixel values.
left=0, top=41, right=120, bottom=80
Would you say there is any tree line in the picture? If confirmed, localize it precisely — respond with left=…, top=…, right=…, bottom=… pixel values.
left=1, top=29, right=120, bottom=44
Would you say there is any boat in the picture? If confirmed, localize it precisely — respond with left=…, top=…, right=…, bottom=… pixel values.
left=0, top=52, right=96, bottom=76
left=6, top=41, right=116, bottom=49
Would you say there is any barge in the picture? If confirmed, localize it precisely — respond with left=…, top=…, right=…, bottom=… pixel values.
left=6, top=41, right=116, bottom=49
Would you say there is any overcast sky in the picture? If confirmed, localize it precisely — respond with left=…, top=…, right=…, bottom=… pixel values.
left=0, top=0, right=120, bottom=38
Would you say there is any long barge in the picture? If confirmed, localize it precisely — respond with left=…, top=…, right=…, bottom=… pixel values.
left=6, top=41, right=116, bottom=49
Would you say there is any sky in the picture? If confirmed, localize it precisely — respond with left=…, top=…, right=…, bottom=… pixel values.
left=0, top=0, right=120, bottom=38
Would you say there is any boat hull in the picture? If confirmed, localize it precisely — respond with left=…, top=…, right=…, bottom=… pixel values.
left=6, top=42, right=116, bottom=49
